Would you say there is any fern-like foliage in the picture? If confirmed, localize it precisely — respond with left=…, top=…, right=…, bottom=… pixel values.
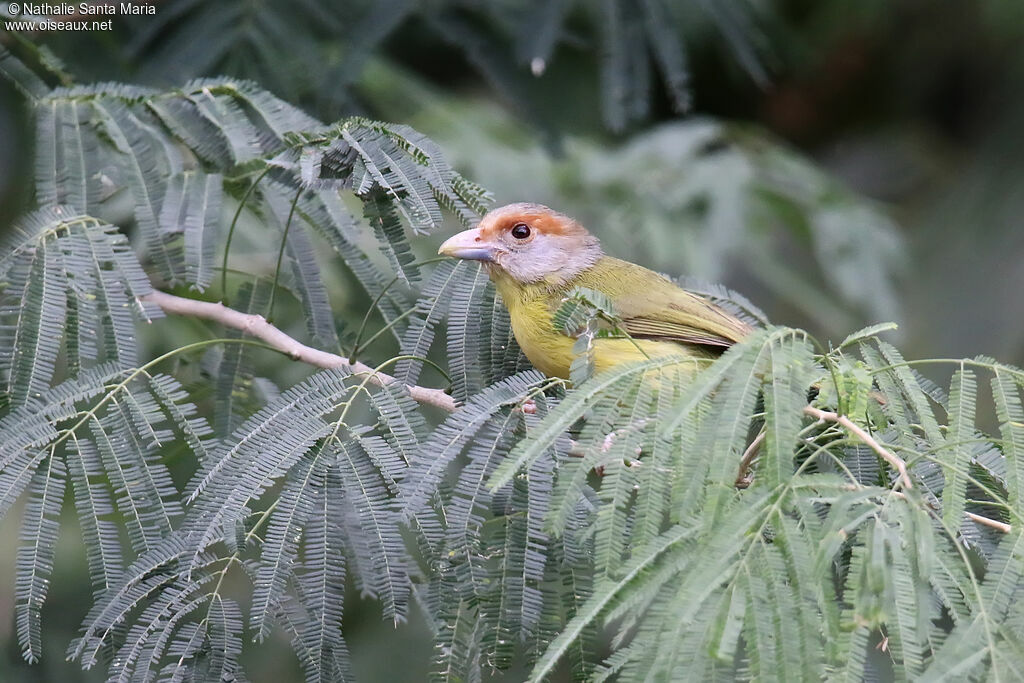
left=70, top=367, right=421, bottom=679
left=2, top=43, right=1024, bottom=683
left=0, top=45, right=488, bottom=678
left=0, top=359, right=208, bottom=662
left=479, top=330, right=1024, bottom=681
left=0, top=208, right=159, bottom=400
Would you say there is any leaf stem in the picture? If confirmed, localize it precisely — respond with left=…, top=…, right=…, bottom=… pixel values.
left=220, top=165, right=272, bottom=299
left=266, top=184, right=302, bottom=322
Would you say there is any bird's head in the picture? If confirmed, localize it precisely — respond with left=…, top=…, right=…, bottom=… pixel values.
left=438, top=203, right=603, bottom=286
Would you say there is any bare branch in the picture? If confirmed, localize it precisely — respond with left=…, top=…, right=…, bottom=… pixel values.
left=803, top=405, right=913, bottom=490
left=141, top=290, right=458, bottom=412
left=966, top=511, right=1012, bottom=533
left=735, top=430, right=765, bottom=488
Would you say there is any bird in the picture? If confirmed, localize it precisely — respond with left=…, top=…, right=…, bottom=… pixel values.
left=438, top=203, right=752, bottom=380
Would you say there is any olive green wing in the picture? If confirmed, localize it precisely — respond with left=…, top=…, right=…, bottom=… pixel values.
left=571, top=257, right=753, bottom=350
left=577, top=259, right=752, bottom=349
left=614, top=289, right=750, bottom=349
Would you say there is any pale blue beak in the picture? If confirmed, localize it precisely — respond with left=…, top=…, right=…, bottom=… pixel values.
left=438, top=228, right=495, bottom=262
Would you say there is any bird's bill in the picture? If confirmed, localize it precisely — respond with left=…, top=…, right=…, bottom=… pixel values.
left=438, top=228, right=495, bottom=262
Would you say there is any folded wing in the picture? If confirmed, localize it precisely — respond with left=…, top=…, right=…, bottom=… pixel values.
left=576, top=258, right=752, bottom=352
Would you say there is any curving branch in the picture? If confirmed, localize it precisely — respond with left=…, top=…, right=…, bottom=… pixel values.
left=803, top=405, right=914, bottom=490
left=141, top=290, right=458, bottom=412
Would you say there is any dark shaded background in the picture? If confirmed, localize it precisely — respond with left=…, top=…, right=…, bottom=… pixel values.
left=1, top=1, right=1022, bottom=679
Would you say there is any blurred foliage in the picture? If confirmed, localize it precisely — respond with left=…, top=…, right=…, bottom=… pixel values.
left=0, top=0, right=773, bottom=131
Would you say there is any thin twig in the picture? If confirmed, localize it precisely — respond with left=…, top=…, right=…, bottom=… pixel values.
left=803, top=405, right=913, bottom=490
left=839, top=485, right=1011, bottom=534
left=141, top=290, right=458, bottom=412
left=966, top=511, right=1012, bottom=533
left=737, top=412, right=1008, bottom=532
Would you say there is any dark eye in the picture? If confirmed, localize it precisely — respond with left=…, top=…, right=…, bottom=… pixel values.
left=510, top=223, right=531, bottom=239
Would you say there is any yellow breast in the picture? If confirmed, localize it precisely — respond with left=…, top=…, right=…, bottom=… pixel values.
left=493, top=273, right=702, bottom=380
left=502, top=294, right=576, bottom=378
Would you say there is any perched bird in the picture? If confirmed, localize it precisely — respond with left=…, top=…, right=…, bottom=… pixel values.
left=438, top=203, right=751, bottom=380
